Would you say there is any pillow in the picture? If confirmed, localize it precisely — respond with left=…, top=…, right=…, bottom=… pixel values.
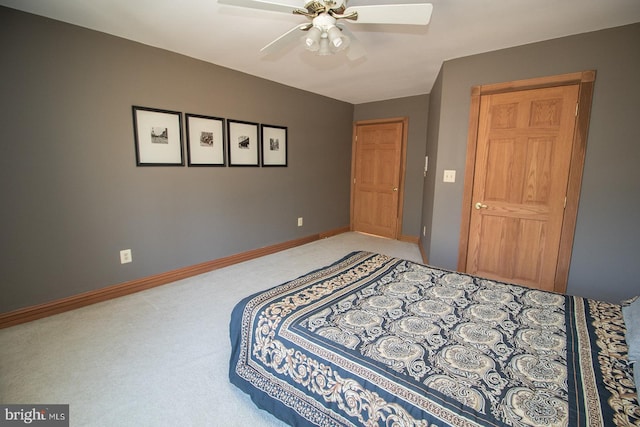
left=635, top=363, right=640, bottom=404
left=622, top=297, right=640, bottom=403
left=622, top=296, right=640, bottom=363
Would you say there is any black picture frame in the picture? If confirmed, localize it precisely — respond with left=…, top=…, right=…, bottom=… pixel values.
left=132, top=106, right=184, bottom=166
left=261, top=124, right=288, bottom=167
left=227, top=119, right=259, bottom=167
left=186, top=114, right=226, bottom=166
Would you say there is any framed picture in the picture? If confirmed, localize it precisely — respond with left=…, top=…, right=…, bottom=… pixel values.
left=132, top=106, right=184, bottom=166
left=186, top=114, right=225, bottom=166
left=227, top=119, right=259, bottom=167
left=261, top=124, right=287, bottom=167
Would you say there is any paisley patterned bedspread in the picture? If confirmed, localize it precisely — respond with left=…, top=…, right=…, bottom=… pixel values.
left=229, top=251, right=639, bottom=426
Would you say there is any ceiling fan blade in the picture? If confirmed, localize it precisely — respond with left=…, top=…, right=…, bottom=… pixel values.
left=343, top=3, right=433, bottom=25
left=261, top=24, right=310, bottom=54
left=337, top=25, right=366, bottom=61
left=217, top=0, right=298, bottom=14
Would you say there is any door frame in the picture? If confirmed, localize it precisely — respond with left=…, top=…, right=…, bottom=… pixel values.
left=350, top=117, right=409, bottom=240
left=457, top=71, right=596, bottom=293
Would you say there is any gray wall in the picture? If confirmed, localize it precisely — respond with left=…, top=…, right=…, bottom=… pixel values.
left=425, top=23, right=640, bottom=302
left=420, top=69, right=443, bottom=262
left=354, top=95, right=429, bottom=238
left=0, top=7, right=354, bottom=313
left=3, top=6, right=638, bottom=314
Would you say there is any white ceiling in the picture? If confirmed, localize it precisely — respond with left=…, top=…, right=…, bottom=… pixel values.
left=2, top=0, right=640, bottom=104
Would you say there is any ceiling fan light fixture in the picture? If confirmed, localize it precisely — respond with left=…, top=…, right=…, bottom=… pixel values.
left=304, top=26, right=322, bottom=52
left=222, top=0, right=435, bottom=60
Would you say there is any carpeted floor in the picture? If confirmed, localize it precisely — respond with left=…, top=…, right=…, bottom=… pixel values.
left=0, top=232, right=422, bottom=426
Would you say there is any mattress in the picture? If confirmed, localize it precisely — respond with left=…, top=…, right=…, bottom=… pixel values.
left=229, top=251, right=639, bottom=426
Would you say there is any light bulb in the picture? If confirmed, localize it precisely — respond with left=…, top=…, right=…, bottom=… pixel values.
left=304, top=27, right=322, bottom=52
left=318, top=37, right=331, bottom=56
left=327, top=26, right=349, bottom=52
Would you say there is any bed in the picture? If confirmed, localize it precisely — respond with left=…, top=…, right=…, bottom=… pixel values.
left=229, top=251, right=639, bottom=426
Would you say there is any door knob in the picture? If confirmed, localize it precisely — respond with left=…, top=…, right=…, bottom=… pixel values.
left=393, top=187, right=398, bottom=192
left=475, top=202, right=488, bottom=210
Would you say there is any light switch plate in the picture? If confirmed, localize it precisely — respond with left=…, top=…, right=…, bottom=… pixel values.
left=443, top=170, right=456, bottom=183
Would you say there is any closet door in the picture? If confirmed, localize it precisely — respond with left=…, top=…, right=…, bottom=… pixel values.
left=351, top=118, right=407, bottom=239
left=465, top=84, right=580, bottom=291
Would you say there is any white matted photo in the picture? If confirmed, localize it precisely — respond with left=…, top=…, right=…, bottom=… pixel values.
left=227, top=119, right=259, bottom=167
left=261, top=124, right=287, bottom=167
left=186, top=114, right=225, bottom=166
left=132, top=106, right=184, bottom=166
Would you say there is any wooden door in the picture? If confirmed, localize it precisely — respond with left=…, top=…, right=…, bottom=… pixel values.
left=465, top=85, right=580, bottom=291
left=351, top=119, right=406, bottom=239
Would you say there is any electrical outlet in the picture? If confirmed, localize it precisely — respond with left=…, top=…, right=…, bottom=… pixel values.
left=120, top=249, right=132, bottom=264
left=297, top=217, right=303, bottom=227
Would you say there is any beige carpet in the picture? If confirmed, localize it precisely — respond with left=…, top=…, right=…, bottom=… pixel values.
left=0, top=232, right=422, bottom=426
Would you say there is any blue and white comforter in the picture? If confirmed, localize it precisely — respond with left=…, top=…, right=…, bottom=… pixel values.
left=229, top=251, right=639, bottom=426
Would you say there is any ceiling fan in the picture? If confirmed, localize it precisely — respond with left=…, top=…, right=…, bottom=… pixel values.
left=217, top=0, right=433, bottom=60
